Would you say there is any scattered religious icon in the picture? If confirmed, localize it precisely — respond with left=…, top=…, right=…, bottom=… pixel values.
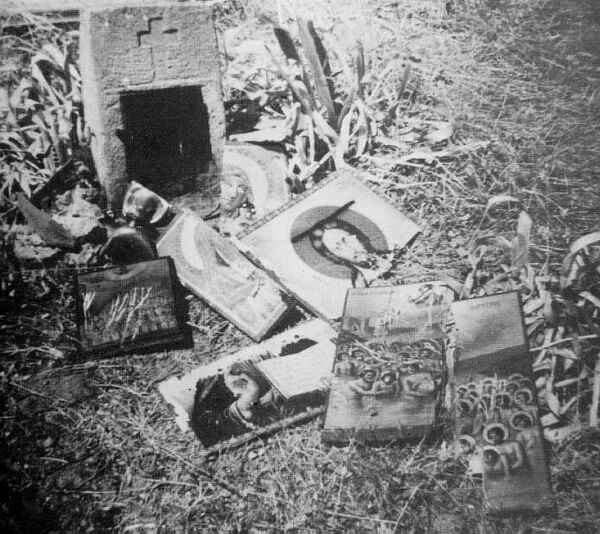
left=158, top=320, right=336, bottom=453
left=237, top=169, right=420, bottom=319
left=450, top=292, right=555, bottom=513
left=219, top=142, right=289, bottom=235
left=76, top=258, right=189, bottom=357
left=322, top=282, right=454, bottom=444
left=157, top=210, right=288, bottom=341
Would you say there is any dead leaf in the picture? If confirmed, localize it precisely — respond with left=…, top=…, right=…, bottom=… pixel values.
left=540, top=412, right=559, bottom=427
left=297, top=18, right=336, bottom=127
left=544, top=423, right=582, bottom=443
left=553, top=377, right=581, bottom=388
left=484, top=194, right=522, bottom=213
left=425, top=121, right=453, bottom=144
left=562, top=230, right=600, bottom=275
left=559, top=395, right=578, bottom=415
left=547, top=391, right=561, bottom=416
left=229, top=126, right=290, bottom=143
left=580, top=291, right=600, bottom=308
left=511, top=211, right=532, bottom=269
left=16, top=193, right=77, bottom=250
left=523, top=297, right=544, bottom=315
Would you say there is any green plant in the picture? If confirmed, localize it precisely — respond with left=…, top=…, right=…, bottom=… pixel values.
left=0, top=19, right=82, bottom=204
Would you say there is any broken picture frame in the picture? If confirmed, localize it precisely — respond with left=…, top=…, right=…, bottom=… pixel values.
left=159, top=319, right=336, bottom=453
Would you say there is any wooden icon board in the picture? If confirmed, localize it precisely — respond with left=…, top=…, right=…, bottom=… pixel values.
left=235, top=169, right=420, bottom=320
left=156, top=210, right=288, bottom=341
left=322, top=282, right=454, bottom=445
left=76, top=258, right=189, bottom=358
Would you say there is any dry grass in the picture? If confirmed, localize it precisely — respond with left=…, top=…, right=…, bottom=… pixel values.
left=1, top=0, right=600, bottom=532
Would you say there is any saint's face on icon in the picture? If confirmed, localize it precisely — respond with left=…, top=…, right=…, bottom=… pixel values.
left=506, top=381, right=519, bottom=395
left=488, top=429, right=504, bottom=445
left=221, top=171, right=249, bottom=215
left=318, top=227, right=370, bottom=265
left=362, top=370, right=376, bottom=383
left=514, top=389, right=532, bottom=406
left=382, top=373, right=396, bottom=385
left=512, top=414, right=531, bottom=430
left=484, top=423, right=508, bottom=445
left=291, top=206, right=388, bottom=280
left=484, top=448, right=500, bottom=468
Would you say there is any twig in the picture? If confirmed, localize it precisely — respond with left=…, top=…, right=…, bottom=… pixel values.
left=156, top=444, right=251, bottom=499
left=418, top=469, right=463, bottom=509
left=323, top=510, right=396, bottom=525
left=393, top=481, right=423, bottom=532
left=590, top=354, right=600, bottom=428
left=9, top=381, right=71, bottom=404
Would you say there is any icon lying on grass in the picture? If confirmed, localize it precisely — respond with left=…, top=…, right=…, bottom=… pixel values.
left=322, top=281, right=455, bottom=445
left=75, top=258, right=190, bottom=358
left=236, top=169, right=420, bottom=319
left=158, top=320, right=336, bottom=453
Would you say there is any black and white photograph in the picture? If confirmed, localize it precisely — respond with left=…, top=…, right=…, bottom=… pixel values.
left=1, top=0, right=599, bottom=531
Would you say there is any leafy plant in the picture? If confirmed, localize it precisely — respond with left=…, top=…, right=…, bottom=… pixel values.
left=222, top=17, right=379, bottom=189
left=0, top=21, right=82, bottom=204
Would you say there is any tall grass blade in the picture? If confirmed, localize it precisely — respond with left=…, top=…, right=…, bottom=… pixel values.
left=297, top=18, right=336, bottom=127
left=16, top=192, right=77, bottom=250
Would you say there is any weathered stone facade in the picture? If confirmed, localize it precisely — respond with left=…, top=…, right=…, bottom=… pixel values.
left=80, top=2, right=224, bottom=215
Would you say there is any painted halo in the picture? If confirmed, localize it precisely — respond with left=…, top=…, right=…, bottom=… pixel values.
left=505, top=381, right=520, bottom=394
left=221, top=144, right=289, bottom=218
left=122, top=180, right=170, bottom=224
left=483, top=423, right=509, bottom=444
left=352, top=347, right=368, bottom=359
left=514, top=388, right=533, bottom=404
left=389, top=341, right=403, bottom=354
left=380, top=368, right=397, bottom=380
left=457, top=385, right=469, bottom=396
left=509, top=411, right=534, bottom=430
left=518, top=377, right=532, bottom=389
left=458, top=398, right=475, bottom=416
left=337, top=343, right=351, bottom=354
left=290, top=206, right=388, bottom=279
left=467, top=389, right=480, bottom=400
left=467, top=382, right=478, bottom=390
left=458, top=434, right=476, bottom=452
left=509, top=373, right=525, bottom=382
left=359, top=365, right=376, bottom=378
